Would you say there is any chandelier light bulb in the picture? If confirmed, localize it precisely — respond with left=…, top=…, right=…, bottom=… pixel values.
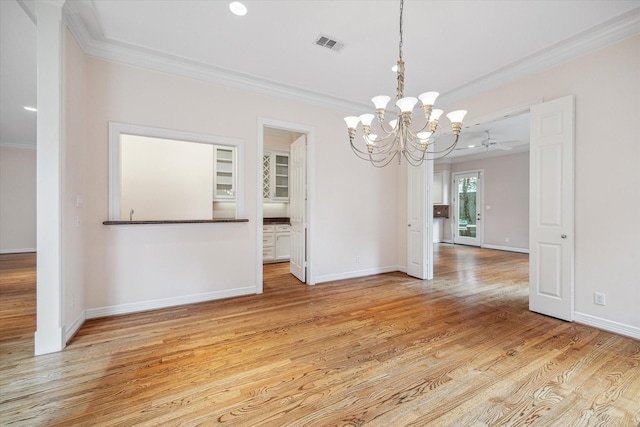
left=344, top=116, right=360, bottom=129
left=388, top=119, right=398, bottom=129
left=372, top=96, right=391, bottom=110
left=358, top=114, right=375, bottom=127
left=446, top=110, right=468, bottom=124
left=417, top=131, right=432, bottom=141
left=430, top=109, right=444, bottom=121
left=418, top=92, right=439, bottom=106
left=396, top=97, right=418, bottom=113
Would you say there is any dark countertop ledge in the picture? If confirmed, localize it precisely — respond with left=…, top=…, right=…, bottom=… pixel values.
left=263, top=217, right=290, bottom=224
left=103, top=219, right=249, bottom=225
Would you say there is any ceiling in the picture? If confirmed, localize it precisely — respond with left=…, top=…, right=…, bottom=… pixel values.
left=2, top=0, right=639, bottom=156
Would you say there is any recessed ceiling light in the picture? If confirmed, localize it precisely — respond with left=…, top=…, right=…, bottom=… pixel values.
left=468, top=145, right=476, bottom=148
left=229, top=2, right=247, bottom=16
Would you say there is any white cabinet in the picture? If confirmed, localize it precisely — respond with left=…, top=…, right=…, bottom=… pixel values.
left=263, top=151, right=289, bottom=201
left=263, top=224, right=290, bottom=263
left=214, top=147, right=234, bottom=200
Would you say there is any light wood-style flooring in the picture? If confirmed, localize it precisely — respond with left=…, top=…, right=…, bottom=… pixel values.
left=1, top=246, right=639, bottom=426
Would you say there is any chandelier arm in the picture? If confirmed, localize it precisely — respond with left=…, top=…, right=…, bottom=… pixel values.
left=351, top=143, right=400, bottom=167
left=350, top=139, right=399, bottom=158
left=402, top=150, right=429, bottom=167
left=378, top=119, right=400, bottom=135
left=423, top=134, right=460, bottom=155
left=370, top=151, right=401, bottom=168
left=405, top=121, right=432, bottom=138
left=423, top=135, right=461, bottom=160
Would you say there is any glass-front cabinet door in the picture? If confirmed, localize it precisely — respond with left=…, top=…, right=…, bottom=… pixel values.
left=213, top=147, right=235, bottom=200
left=263, top=151, right=289, bottom=201
left=274, top=154, right=289, bottom=200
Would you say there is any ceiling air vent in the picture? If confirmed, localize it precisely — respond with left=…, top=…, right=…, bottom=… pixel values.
left=313, top=34, right=345, bottom=53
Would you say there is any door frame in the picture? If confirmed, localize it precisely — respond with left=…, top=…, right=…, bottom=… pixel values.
left=452, top=169, right=484, bottom=247
left=257, top=118, right=315, bottom=292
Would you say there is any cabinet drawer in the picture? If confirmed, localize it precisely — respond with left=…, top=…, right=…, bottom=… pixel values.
left=263, top=234, right=275, bottom=247
left=275, top=224, right=290, bottom=232
left=263, top=247, right=275, bottom=260
left=263, top=225, right=275, bottom=233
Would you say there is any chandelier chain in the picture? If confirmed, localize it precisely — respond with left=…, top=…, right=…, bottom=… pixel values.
left=399, top=0, right=404, bottom=60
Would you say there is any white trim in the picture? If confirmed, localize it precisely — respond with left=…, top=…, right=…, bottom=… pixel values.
left=0, top=248, right=37, bottom=254
left=315, top=266, right=401, bottom=284
left=482, top=244, right=529, bottom=254
left=574, top=312, right=640, bottom=340
left=0, top=141, right=37, bottom=149
left=86, top=286, right=257, bottom=319
left=108, top=121, right=245, bottom=221
left=64, top=310, right=85, bottom=343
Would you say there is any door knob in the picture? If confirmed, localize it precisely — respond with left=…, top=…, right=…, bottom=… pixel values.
left=561, top=234, right=567, bottom=239
left=408, top=224, right=412, bottom=227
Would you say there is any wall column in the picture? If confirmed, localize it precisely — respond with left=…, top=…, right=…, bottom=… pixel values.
left=34, top=0, right=66, bottom=355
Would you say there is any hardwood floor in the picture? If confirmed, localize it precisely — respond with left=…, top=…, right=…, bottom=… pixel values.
left=1, top=246, right=639, bottom=426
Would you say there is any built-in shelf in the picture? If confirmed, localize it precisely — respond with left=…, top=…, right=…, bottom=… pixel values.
left=103, top=219, right=249, bottom=225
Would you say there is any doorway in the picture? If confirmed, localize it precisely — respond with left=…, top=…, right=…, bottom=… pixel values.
left=258, top=119, right=313, bottom=292
left=452, top=170, right=483, bottom=247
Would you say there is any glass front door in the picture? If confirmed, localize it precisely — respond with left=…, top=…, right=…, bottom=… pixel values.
left=454, top=171, right=482, bottom=246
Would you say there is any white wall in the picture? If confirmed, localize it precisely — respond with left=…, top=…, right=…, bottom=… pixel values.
left=79, top=50, right=398, bottom=314
left=449, top=152, right=530, bottom=251
left=120, top=135, right=214, bottom=221
left=0, top=145, right=36, bottom=253
left=445, top=35, right=640, bottom=332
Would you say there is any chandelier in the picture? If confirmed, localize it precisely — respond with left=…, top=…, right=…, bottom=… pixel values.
left=344, top=0, right=467, bottom=167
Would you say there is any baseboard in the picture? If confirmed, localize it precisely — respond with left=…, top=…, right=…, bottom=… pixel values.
left=315, top=265, right=401, bottom=284
left=573, top=311, right=640, bottom=340
left=0, top=248, right=36, bottom=254
left=482, top=244, right=529, bottom=254
left=86, top=286, right=258, bottom=319
left=440, top=239, right=453, bottom=244
left=65, top=311, right=86, bottom=343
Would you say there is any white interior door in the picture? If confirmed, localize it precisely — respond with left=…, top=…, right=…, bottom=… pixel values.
left=289, top=135, right=306, bottom=282
left=453, top=171, right=482, bottom=247
left=529, top=95, right=574, bottom=321
left=407, top=162, right=432, bottom=280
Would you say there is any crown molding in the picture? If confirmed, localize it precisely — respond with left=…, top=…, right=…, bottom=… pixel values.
left=63, top=2, right=639, bottom=113
left=439, top=7, right=640, bottom=106
left=0, top=141, right=37, bottom=149
left=63, top=2, right=369, bottom=114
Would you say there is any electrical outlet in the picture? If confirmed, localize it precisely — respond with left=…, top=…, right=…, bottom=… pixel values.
left=594, top=292, right=606, bottom=306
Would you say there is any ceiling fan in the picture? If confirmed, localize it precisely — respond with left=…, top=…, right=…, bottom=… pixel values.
left=457, top=130, right=518, bottom=152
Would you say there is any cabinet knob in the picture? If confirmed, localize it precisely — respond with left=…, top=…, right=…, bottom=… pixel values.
left=561, top=234, right=567, bottom=239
